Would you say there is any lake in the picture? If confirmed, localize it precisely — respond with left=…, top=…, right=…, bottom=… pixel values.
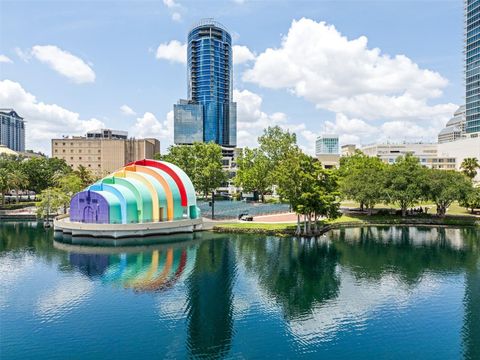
left=0, top=222, right=479, bottom=359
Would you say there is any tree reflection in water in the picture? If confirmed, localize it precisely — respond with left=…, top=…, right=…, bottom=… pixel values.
left=236, top=235, right=340, bottom=319
left=329, top=226, right=479, bottom=285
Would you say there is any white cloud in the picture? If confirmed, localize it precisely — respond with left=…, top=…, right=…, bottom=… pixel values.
left=233, top=45, right=255, bottom=65
left=14, top=47, right=31, bottom=62
left=120, top=104, right=136, bottom=116
left=155, top=40, right=187, bottom=64
left=0, top=55, right=13, bottom=63
left=163, top=0, right=179, bottom=8
left=0, top=80, right=104, bottom=153
left=234, top=88, right=314, bottom=152
left=323, top=113, right=442, bottom=146
left=171, top=12, right=181, bottom=22
left=243, top=18, right=456, bottom=143
left=130, top=111, right=174, bottom=152
left=233, top=0, right=246, bottom=3
left=31, top=45, right=95, bottom=84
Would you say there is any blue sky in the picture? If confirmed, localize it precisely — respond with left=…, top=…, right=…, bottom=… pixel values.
left=0, top=0, right=463, bottom=154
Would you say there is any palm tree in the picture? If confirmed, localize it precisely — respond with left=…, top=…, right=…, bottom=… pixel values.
left=74, top=165, right=94, bottom=187
left=461, top=158, right=480, bottom=180
left=0, top=168, right=12, bottom=206
left=10, top=169, right=28, bottom=203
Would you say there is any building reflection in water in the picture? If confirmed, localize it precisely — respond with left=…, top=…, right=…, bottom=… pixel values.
left=185, top=238, right=237, bottom=359
left=63, top=235, right=238, bottom=359
left=58, top=227, right=479, bottom=358
left=67, top=244, right=197, bottom=293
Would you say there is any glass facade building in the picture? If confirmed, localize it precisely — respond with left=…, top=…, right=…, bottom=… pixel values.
left=0, top=109, right=25, bottom=152
left=174, top=101, right=204, bottom=144
left=466, top=0, right=480, bottom=133
left=315, top=135, right=339, bottom=155
left=174, top=19, right=237, bottom=146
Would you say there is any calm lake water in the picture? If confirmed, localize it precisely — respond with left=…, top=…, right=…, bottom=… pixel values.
left=0, top=222, right=479, bottom=360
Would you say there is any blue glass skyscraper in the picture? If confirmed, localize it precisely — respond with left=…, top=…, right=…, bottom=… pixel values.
left=466, top=0, right=480, bottom=134
left=174, top=19, right=237, bottom=146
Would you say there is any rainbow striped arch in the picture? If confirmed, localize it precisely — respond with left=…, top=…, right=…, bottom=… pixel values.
left=69, top=160, right=200, bottom=224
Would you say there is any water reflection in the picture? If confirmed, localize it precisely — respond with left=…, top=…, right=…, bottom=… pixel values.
left=1, top=222, right=479, bottom=359
left=236, top=236, right=340, bottom=319
left=330, top=226, right=479, bottom=284
left=186, top=237, right=237, bottom=359
left=57, top=241, right=198, bottom=294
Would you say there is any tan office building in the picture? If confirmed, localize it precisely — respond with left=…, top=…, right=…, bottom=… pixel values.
left=52, top=129, right=160, bottom=177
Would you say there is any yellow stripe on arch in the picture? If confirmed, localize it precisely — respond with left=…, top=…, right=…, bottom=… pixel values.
left=113, top=169, right=160, bottom=222
left=124, top=165, right=174, bottom=221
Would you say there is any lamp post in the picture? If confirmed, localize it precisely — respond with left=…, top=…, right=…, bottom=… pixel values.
left=211, top=191, right=215, bottom=220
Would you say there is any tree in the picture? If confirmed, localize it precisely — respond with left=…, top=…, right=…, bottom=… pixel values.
left=338, top=151, right=386, bottom=214
left=55, top=173, right=84, bottom=212
left=276, top=148, right=309, bottom=232
left=235, top=148, right=271, bottom=202
left=160, top=142, right=226, bottom=198
left=276, top=151, right=340, bottom=235
left=460, top=186, right=480, bottom=213
left=0, top=168, right=12, bottom=206
left=21, top=157, right=71, bottom=193
left=384, top=154, right=428, bottom=216
left=160, top=144, right=196, bottom=181
left=461, top=157, right=480, bottom=180
left=73, top=165, right=95, bottom=188
left=193, top=142, right=227, bottom=198
left=36, top=187, right=68, bottom=219
left=426, top=170, right=472, bottom=217
left=9, top=169, right=28, bottom=203
left=258, top=126, right=297, bottom=168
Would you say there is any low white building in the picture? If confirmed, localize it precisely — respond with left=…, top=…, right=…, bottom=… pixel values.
left=359, top=143, right=456, bottom=169
left=437, top=137, right=480, bottom=181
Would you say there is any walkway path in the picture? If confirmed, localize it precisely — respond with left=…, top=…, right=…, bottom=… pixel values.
left=252, top=212, right=297, bottom=223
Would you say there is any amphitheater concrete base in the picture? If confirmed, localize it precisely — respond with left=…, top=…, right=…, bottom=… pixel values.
left=54, top=217, right=203, bottom=239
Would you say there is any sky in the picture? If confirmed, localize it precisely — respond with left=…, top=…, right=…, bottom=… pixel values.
left=0, top=0, right=463, bottom=155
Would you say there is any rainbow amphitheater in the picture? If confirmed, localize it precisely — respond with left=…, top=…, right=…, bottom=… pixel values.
left=54, top=159, right=203, bottom=239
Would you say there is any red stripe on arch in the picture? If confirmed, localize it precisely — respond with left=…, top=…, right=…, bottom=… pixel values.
left=127, top=159, right=188, bottom=206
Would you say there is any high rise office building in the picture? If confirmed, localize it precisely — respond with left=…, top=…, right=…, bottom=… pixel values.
left=0, top=109, right=25, bottom=152
left=466, top=1, right=480, bottom=134
left=174, top=19, right=237, bottom=147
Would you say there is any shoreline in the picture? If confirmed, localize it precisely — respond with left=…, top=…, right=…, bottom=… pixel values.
left=212, top=215, right=480, bottom=236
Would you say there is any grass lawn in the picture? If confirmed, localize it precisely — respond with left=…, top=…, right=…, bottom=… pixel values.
left=214, top=211, right=479, bottom=233
left=340, top=200, right=476, bottom=217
